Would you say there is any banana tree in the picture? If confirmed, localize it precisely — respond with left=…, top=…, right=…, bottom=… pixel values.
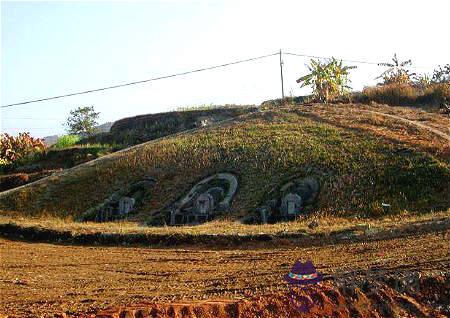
left=296, top=58, right=356, bottom=103
left=377, top=54, right=415, bottom=84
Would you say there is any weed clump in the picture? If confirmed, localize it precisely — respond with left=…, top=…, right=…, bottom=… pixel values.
left=360, top=83, right=450, bottom=106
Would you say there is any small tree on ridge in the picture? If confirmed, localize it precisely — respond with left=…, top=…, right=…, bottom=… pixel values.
left=66, top=106, right=100, bottom=136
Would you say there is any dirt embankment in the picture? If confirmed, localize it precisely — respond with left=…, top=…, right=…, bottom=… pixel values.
left=97, top=274, right=450, bottom=318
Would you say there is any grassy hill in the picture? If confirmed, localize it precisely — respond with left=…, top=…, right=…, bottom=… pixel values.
left=1, top=107, right=255, bottom=192
left=82, top=105, right=257, bottom=147
left=0, top=104, right=448, bottom=223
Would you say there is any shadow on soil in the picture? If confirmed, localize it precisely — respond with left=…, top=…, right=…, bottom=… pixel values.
left=0, top=218, right=448, bottom=249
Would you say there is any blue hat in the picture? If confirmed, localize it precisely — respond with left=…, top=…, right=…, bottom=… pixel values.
left=284, top=260, right=323, bottom=285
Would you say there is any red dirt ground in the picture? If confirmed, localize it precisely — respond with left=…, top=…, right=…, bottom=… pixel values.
left=1, top=230, right=448, bottom=317
left=96, top=275, right=449, bottom=318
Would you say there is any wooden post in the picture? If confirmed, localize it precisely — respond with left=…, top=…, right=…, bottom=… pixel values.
left=279, top=49, right=285, bottom=101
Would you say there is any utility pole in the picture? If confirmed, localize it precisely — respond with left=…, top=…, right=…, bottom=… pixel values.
left=279, top=49, right=285, bottom=100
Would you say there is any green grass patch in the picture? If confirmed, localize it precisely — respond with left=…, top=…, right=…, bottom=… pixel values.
left=53, top=135, right=81, bottom=149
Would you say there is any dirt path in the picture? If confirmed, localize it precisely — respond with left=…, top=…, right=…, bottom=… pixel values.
left=363, top=110, right=450, bottom=142
left=1, top=231, right=448, bottom=317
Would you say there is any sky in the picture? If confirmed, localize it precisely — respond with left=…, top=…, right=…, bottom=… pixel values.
left=1, top=0, right=449, bottom=137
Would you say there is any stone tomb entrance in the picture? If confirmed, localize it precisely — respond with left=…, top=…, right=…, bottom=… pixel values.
left=80, top=177, right=156, bottom=222
left=118, top=197, right=136, bottom=216
left=281, top=193, right=302, bottom=216
left=169, top=173, right=238, bottom=225
left=257, top=176, right=320, bottom=223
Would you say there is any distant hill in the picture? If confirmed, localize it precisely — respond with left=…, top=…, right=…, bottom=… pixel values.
left=96, top=122, right=113, bottom=133
left=42, top=135, right=59, bottom=146
left=1, top=103, right=448, bottom=222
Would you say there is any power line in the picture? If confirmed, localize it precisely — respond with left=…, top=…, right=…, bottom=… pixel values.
left=284, top=52, right=379, bottom=65
left=3, top=127, right=59, bottom=130
left=2, top=117, right=62, bottom=120
left=1, top=52, right=279, bottom=109
left=284, top=51, right=434, bottom=69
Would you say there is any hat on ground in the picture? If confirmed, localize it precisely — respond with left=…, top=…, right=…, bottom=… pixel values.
left=284, top=260, right=323, bottom=285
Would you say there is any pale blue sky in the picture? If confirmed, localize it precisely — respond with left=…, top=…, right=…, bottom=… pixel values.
left=1, top=0, right=449, bottom=137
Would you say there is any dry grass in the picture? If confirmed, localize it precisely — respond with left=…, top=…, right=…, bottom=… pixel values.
left=361, top=83, right=450, bottom=106
left=362, top=84, right=419, bottom=105
left=1, top=210, right=448, bottom=236
left=292, top=103, right=450, bottom=159
left=355, top=102, right=450, bottom=132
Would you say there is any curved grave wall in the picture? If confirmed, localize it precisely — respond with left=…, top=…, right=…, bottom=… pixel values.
left=79, top=177, right=156, bottom=222
left=168, top=173, right=238, bottom=225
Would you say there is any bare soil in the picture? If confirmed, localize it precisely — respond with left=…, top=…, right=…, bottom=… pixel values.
left=1, top=230, right=448, bottom=317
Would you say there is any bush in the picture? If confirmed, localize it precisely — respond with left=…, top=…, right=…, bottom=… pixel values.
left=297, top=58, right=357, bottom=103
left=362, top=84, right=418, bottom=105
left=377, top=54, right=415, bottom=85
left=0, top=133, right=46, bottom=165
left=419, top=83, right=450, bottom=104
left=431, top=64, right=450, bottom=83
left=53, top=135, right=81, bottom=149
left=360, top=83, right=450, bottom=106
left=0, top=158, right=11, bottom=173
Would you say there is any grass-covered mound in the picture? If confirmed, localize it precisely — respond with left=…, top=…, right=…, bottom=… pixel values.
left=17, top=145, right=114, bottom=172
left=82, top=105, right=257, bottom=147
left=0, top=105, right=448, bottom=222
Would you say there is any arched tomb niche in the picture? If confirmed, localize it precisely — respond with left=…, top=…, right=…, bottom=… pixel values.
left=169, top=173, right=238, bottom=225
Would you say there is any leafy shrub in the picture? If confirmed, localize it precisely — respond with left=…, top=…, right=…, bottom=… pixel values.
left=297, top=58, right=356, bottom=102
left=0, top=158, right=11, bottom=173
left=0, top=133, right=46, bottom=165
left=431, top=64, right=450, bottom=83
left=413, top=74, right=432, bottom=89
left=53, top=135, right=81, bottom=149
left=260, top=96, right=313, bottom=108
left=377, top=54, right=415, bottom=85
left=372, top=57, right=449, bottom=106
